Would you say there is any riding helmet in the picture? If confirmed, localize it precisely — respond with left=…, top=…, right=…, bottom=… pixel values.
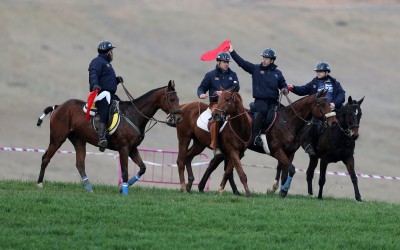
left=314, top=61, right=331, bottom=72
left=260, top=48, right=277, bottom=59
left=216, top=52, right=231, bottom=62
left=97, top=40, right=116, bottom=53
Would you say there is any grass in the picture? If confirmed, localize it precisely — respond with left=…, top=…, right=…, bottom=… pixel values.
left=0, top=180, right=399, bottom=249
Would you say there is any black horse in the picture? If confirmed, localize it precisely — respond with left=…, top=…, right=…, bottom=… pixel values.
left=36, top=80, right=182, bottom=195
left=306, top=96, right=364, bottom=201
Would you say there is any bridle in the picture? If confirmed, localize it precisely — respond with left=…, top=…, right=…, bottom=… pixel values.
left=337, top=103, right=361, bottom=139
left=212, top=91, right=250, bottom=146
left=120, top=83, right=182, bottom=132
left=283, top=93, right=336, bottom=125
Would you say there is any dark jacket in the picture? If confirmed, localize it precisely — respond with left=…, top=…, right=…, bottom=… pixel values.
left=230, top=50, right=287, bottom=103
left=88, top=54, right=118, bottom=93
left=292, top=75, right=345, bottom=110
left=197, top=65, right=239, bottom=103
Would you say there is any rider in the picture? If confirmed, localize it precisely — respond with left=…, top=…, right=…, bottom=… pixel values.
left=197, top=51, right=239, bottom=156
left=88, top=40, right=124, bottom=152
left=288, top=61, right=345, bottom=155
left=228, top=44, right=289, bottom=147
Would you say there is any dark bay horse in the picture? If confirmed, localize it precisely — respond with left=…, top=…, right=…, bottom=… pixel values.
left=200, top=89, right=338, bottom=197
left=174, top=102, right=240, bottom=195
left=305, top=96, right=364, bottom=201
left=36, top=80, right=182, bottom=195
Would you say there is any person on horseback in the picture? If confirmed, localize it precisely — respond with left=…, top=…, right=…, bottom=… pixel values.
left=228, top=44, right=289, bottom=147
left=288, top=61, right=345, bottom=155
left=197, top=51, right=239, bottom=156
left=88, top=40, right=124, bottom=151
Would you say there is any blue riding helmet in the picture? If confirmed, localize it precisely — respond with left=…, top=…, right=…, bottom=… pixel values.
left=97, top=40, right=116, bottom=53
left=314, top=61, right=331, bottom=72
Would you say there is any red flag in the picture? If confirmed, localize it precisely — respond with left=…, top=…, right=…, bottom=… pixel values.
left=85, top=89, right=98, bottom=121
left=200, top=40, right=231, bottom=61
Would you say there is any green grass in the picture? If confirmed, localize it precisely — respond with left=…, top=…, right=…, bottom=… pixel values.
left=0, top=180, right=399, bottom=249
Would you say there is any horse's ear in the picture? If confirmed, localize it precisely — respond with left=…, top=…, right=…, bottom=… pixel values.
left=348, top=96, right=353, bottom=104
left=168, top=80, right=175, bottom=90
left=358, top=96, right=365, bottom=105
left=318, top=89, right=327, bottom=97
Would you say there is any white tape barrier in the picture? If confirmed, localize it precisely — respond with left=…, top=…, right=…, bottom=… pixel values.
left=1, top=146, right=399, bottom=181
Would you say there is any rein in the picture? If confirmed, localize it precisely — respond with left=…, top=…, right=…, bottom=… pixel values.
left=120, top=82, right=178, bottom=134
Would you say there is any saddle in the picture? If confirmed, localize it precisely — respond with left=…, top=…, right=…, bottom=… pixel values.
left=248, top=102, right=278, bottom=134
left=83, top=100, right=121, bottom=135
left=196, top=108, right=227, bottom=132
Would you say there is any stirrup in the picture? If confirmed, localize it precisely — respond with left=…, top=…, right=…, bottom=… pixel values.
left=304, top=144, right=316, bottom=156
left=213, top=148, right=222, bottom=156
left=98, top=139, right=107, bottom=152
left=254, top=135, right=263, bottom=147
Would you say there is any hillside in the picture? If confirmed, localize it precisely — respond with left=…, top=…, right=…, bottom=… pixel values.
left=1, top=0, right=400, bottom=202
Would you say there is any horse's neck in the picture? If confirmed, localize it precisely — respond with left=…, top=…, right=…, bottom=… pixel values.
left=121, top=98, right=160, bottom=128
left=337, top=108, right=348, bottom=129
left=282, top=100, right=312, bottom=133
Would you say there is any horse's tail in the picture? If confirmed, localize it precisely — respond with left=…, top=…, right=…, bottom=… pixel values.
left=37, top=105, right=59, bottom=127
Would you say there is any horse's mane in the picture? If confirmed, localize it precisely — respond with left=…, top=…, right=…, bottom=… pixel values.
left=119, top=85, right=168, bottom=106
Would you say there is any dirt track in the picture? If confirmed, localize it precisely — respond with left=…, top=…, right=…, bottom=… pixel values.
left=1, top=0, right=399, bottom=203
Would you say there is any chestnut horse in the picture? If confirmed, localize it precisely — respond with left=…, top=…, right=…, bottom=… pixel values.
left=306, top=96, right=364, bottom=201
left=174, top=101, right=241, bottom=195
left=36, top=80, right=182, bottom=195
left=201, top=89, right=338, bottom=197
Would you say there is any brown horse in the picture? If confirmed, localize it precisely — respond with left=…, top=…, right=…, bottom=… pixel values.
left=174, top=101, right=241, bottom=195
left=305, top=96, right=364, bottom=201
left=201, top=89, right=338, bottom=197
left=36, top=80, right=182, bottom=195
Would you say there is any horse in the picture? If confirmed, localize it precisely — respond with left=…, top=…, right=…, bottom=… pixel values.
left=36, top=80, right=182, bottom=195
left=305, top=96, right=364, bottom=201
left=174, top=101, right=241, bottom=195
left=200, top=89, right=339, bottom=197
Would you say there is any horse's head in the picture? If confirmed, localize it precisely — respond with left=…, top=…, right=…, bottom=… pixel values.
left=311, top=89, right=339, bottom=127
left=162, top=80, right=183, bottom=126
left=342, top=96, right=364, bottom=141
left=212, top=84, right=243, bottom=122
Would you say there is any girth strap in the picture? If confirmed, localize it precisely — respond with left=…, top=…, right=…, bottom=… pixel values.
left=122, top=115, right=142, bottom=137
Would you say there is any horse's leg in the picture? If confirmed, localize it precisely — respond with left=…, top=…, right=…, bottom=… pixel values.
left=220, top=153, right=251, bottom=197
left=306, top=156, right=319, bottom=196
left=69, top=135, right=92, bottom=192
left=185, top=140, right=206, bottom=192
left=343, top=156, right=362, bottom=202
left=37, top=134, right=68, bottom=188
left=274, top=151, right=295, bottom=198
left=118, top=147, right=130, bottom=195
left=227, top=156, right=241, bottom=196
left=176, top=137, right=191, bottom=193
left=317, top=158, right=329, bottom=200
left=267, top=163, right=282, bottom=194
left=198, top=154, right=224, bottom=192
left=127, top=147, right=146, bottom=189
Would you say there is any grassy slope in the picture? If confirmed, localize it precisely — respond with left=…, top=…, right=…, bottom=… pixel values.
left=0, top=180, right=399, bottom=249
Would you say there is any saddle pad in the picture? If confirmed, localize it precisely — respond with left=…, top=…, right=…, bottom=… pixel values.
left=196, top=108, right=227, bottom=132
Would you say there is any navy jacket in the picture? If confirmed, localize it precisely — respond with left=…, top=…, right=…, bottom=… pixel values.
left=292, top=75, right=345, bottom=110
left=197, top=66, right=239, bottom=103
left=230, top=50, right=287, bottom=103
left=88, top=54, right=118, bottom=93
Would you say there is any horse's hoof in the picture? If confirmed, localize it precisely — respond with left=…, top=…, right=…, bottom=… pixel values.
left=233, top=190, right=241, bottom=196
left=266, top=187, right=277, bottom=194
left=218, top=187, right=224, bottom=195
left=245, top=192, right=252, bottom=197
left=279, top=190, right=288, bottom=198
left=37, top=183, right=43, bottom=188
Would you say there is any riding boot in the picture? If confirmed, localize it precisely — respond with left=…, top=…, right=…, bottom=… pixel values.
left=97, top=122, right=108, bottom=152
left=302, top=126, right=316, bottom=156
left=253, top=114, right=263, bottom=147
left=210, top=122, right=222, bottom=156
